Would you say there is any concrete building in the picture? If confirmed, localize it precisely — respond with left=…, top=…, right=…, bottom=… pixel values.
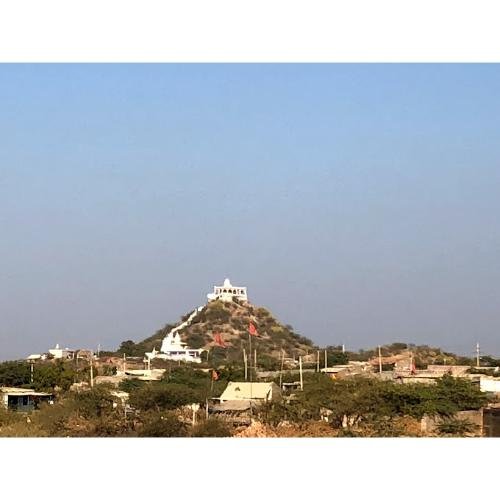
left=320, top=363, right=371, bottom=379
left=48, top=344, right=76, bottom=360
left=207, top=278, right=248, bottom=303
left=0, top=387, right=53, bottom=411
left=426, top=365, right=470, bottom=377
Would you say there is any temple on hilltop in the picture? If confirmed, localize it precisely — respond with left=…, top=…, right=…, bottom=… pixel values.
left=144, top=278, right=248, bottom=363
left=207, top=277, right=248, bottom=303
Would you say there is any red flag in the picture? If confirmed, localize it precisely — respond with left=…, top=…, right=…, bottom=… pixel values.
left=248, top=322, right=259, bottom=337
left=211, top=370, right=219, bottom=381
left=213, top=332, right=226, bottom=347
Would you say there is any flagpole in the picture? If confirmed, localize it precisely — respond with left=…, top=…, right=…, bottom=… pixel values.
left=243, top=349, right=248, bottom=381
left=249, top=331, right=253, bottom=416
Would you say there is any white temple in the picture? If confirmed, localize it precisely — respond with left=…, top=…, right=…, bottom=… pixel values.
left=145, top=306, right=205, bottom=364
left=207, top=278, right=248, bottom=303
left=145, top=331, right=203, bottom=364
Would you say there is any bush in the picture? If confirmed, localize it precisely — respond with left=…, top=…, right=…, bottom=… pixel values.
left=436, top=417, right=479, bottom=436
left=190, top=418, right=232, bottom=437
left=72, top=386, right=117, bottom=418
left=138, top=413, right=188, bottom=437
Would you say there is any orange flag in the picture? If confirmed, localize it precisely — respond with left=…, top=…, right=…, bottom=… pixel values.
left=248, top=322, right=259, bottom=337
left=213, top=332, right=226, bottom=347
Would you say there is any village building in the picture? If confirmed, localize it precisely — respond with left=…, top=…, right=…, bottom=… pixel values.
left=210, top=381, right=282, bottom=422
left=48, top=344, right=76, bottom=360
left=26, top=353, right=47, bottom=361
left=321, top=365, right=362, bottom=379
left=207, top=278, right=248, bottom=303
left=321, top=362, right=372, bottom=379
left=426, top=365, right=470, bottom=377
left=0, top=387, right=53, bottom=412
left=218, top=381, right=282, bottom=403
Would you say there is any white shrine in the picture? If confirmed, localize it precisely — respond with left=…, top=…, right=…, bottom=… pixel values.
left=145, top=332, right=203, bottom=364
left=207, top=278, right=248, bottom=303
left=145, top=306, right=205, bottom=364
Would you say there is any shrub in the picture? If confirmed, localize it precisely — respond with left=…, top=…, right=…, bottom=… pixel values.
left=190, top=418, right=232, bottom=437
left=138, top=413, right=188, bottom=437
left=436, top=417, right=479, bottom=436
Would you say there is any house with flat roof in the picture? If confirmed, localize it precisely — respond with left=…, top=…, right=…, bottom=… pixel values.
left=0, top=387, right=53, bottom=412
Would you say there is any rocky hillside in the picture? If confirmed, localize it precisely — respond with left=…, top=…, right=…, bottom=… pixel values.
left=117, top=299, right=315, bottom=367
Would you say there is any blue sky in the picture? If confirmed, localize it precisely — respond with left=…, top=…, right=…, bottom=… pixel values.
left=1, top=64, right=500, bottom=360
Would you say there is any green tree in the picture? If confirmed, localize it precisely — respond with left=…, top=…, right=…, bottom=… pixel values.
left=117, top=340, right=141, bottom=356
left=32, top=360, right=76, bottom=391
left=0, top=361, right=31, bottom=387
left=129, top=383, right=202, bottom=412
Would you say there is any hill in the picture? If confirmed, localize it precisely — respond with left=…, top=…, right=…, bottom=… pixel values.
left=116, top=299, right=315, bottom=368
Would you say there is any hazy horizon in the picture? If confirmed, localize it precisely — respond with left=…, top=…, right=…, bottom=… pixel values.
left=1, top=63, right=500, bottom=361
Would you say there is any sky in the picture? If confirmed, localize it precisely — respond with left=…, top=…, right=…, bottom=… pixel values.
left=1, top=63, right=500, bottom=361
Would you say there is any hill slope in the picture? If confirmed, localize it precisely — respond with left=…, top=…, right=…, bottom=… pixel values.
left=118, top=299, right=315, bottom=367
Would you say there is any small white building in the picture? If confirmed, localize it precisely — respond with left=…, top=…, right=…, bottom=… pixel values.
left=207, top=278, right=248, bottom=303
left=48, top=344, right=75, bottom=360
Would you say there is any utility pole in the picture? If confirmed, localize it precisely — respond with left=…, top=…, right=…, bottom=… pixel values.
left=378, top=345, right=383, bottom=374
left=30, top=360, right=34, bottom=384
left=299, top=356, right=304, bottom=391
left=316, top=350, right=320, bottom=372
left=324, top=350, right=328, bottom=370
left=279, top=350, right=285, bottom=389
left=90, top=354, right=94, bottom=388
left=476, top=343, right=480, bottom=368
left=342, top=343, right=345, bottom=354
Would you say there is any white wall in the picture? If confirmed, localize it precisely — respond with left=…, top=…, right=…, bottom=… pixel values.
left=480, top=377, right=500, bottom=393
